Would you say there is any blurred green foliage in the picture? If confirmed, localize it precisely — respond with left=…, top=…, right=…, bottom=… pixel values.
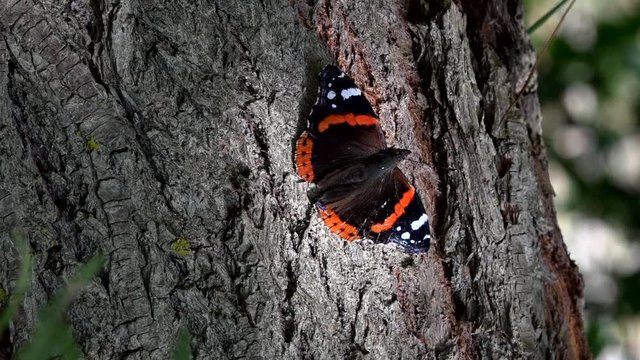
left=526, top=0, right=640, bottom=357
left=173, top=328, right=193, bottom=360
left=0, top=235, right=193, bottom=358
left=15, top=253, right=103, bottom=359
left=0, top=233, right=103, bottom=360
left=0, top=234, right=31, bottom=333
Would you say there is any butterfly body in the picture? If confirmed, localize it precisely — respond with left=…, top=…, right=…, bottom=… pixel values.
left=295, top=65, right=431, bottom=253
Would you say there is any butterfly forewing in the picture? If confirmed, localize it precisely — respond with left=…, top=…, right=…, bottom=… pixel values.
left=296, top=65, right=385, bottom=184
left=308, top=65, right=378, bottom=133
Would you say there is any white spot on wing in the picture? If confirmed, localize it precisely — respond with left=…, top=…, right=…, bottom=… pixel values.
left=327, top=90, right=336, bottom=100
left=331, top=104, right=336, bottom=108
left=411, top=214, right=429, bottom=230
left=341, top=88, right=361, bottom=99
left=328, top=82, right=332, bottom=87
left=401, top=232, right=410, bottom=240
left=338, top=73, right=345, bottom=78
left=396, top=226, right=401, bottom=231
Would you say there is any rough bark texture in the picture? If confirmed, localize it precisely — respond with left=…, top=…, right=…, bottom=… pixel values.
left=0, top=0, right=589, bottom=359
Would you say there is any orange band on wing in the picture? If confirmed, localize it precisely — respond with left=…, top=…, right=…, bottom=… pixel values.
left=318, top=114, right=379, bottom=132
left=320, top=208, right=360, bottom=241
left=295, top=132, right=315, bottom=182
left=370, top=187, right=415, bottom=233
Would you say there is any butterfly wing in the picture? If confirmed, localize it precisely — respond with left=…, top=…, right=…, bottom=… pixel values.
left=318, top=168, right=431, bottom=252
left=295, top=65, right=385, bottom=183
left=367, top=169, right=431, bottom=253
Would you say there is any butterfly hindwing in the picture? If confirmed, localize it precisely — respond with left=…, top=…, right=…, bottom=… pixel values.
left=367, top=170, right=431, bottom=253
left=318, top=169, right=430, bottom=252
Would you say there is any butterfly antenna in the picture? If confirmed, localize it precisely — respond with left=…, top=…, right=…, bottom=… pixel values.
left=499, top=0, right=576, bottom=125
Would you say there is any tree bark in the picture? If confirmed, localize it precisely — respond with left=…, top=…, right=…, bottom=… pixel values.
left=0, top=0, right=589, bottom=359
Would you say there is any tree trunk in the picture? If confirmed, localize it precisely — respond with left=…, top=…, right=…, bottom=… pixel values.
left=0, top=0, right=589, bottom=358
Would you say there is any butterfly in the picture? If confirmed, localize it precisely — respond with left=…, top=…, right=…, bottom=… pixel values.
left=295, top=65, right=431, bottom=253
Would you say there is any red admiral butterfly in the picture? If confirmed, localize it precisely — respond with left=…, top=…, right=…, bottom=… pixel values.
left=296, top=65, right=431, bottom=253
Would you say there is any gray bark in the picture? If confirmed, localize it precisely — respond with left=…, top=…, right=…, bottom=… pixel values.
left=0, top=0, right=589, bottom=359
